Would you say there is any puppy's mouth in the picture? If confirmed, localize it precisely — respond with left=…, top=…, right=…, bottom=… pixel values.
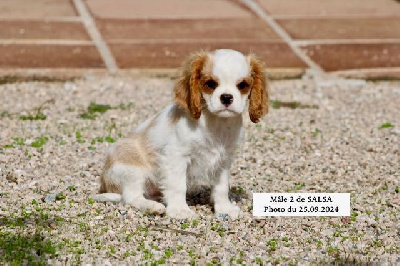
left=215, top=109, right=239, bottom=117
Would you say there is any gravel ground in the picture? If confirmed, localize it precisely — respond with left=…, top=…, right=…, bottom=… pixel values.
left=0, top=76, right=399, bottom=265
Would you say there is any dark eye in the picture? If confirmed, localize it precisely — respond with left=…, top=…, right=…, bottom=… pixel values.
left=205, top=79, right=218, bottom=90
left=237, top=81, right=249, bottom=90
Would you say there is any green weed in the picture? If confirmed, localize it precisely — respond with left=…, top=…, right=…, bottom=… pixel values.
left=379, top=122, right=394, bottom=129
left=312, top=128, right=321, bottom=137
left=210, top=223, right=225, bottom=237
left=75, top=131, right=86, bottom=143
left=19, top=98, right=54, bottom=121
left=12, top=137, right=26, bottom=146
left=181, top=223, right=189, bottom=230
left=266, top=238, right=279, bottom=251
left=105, top=136, right=116, bottom=143
left=295, top=182, right=306, bottom=190
left=20, top=112, right=47, bottom=121
left=31, top=137, right=49, bottom=148
left=79, top=102, right=111, bottom=120
left=67, top=186, right=76, bottom=192
left=164, top=249, right=173, bottom=258
left=271, top=100, right=318, bottom=109
left=0, top=231, right=57, bottom=264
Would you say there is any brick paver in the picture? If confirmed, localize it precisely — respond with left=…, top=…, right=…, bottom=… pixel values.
left=96, top=18, right=281, bottom=41
left=257, top=0, right=400, bottom=17
left=0, top=0, right=77, bottom=18
left=277, top=18, right=400, bottom=40
left=0, top=21, right=90, bottom=40
left=86, top=0, right=252, bottom=19
left=303, top=43, right=400, bottom=72
left=0, top=0, right=399, bottom=78
left=0, top=44, right=104, bottom=68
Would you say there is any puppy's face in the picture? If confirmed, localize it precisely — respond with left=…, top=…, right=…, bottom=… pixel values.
left=201, top=49, right=252, bottom=118
left=175, top=49, right=269, bottom=123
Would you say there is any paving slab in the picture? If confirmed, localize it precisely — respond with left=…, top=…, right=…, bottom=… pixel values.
left=97, top=18, right=282, bottom=41
left=86, top=0, right=251, bottom=19
left=0, top=21, right=90, bottom=40
left=301, top=43, right=400, bottom=71
left=0, top=44, right=104, bottom=68
left=109, top=42, right=307, bottom=68
left=258, top=0, right=400, bottom=17
left=0, top=0, right=77, bottom=19
left=278, top=18, right=400, bottom=40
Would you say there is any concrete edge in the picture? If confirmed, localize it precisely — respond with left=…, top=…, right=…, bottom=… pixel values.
left=2, top=67, right=399, bottom=82
left=0, top=68, right=307, bottom=81
left=331, top=67, right=400, bottom=81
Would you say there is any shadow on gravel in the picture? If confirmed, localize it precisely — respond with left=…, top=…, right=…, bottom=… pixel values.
left=0, top=75, right=74, bottom=85
left=186, top=185, right=248, bottom=206
left=317, top=255, right=366, bottom=266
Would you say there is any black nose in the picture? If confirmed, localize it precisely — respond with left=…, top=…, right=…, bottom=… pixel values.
left=220, top=94, right=233, bottom=106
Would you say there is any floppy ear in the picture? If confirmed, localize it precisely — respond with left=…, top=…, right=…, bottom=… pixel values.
left=174, top=51, right=208, bottom=120
left=248, top=54, right=269, bottom=123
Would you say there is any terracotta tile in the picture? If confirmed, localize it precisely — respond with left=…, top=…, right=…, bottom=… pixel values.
left=0, top=21, right=90, bottom=40
left=0, top=44, right=104, bottom=68
left=302, top=44, right=400, bottom=71
left=97, top=18, right=281, bottom=41
left=278, top=18, right=400, bottom=40
left=109, top=42, right=307, bottom=68
left=258, top=0, right=400, bottom=16
left=0, top=0, right=77, bottom=19
left=86, top=0, right=252, bottom=19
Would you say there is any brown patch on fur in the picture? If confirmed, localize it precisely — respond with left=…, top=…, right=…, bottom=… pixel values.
left=248, top=54, right=269, bottom=123
left=237, top=77, right=252, bottom=95
left=174, top=51, right=209, bottom=119
left=201, top=76, right=219, bottom=96
left=168, top=105, right=186, bottom=125
left=144, top=179, right=162, bottom=201
left=99, top=132, right=156, bottom=194
left=199, top=59, right=217, bottom=95
left=99, top=156, right=121, bottom=193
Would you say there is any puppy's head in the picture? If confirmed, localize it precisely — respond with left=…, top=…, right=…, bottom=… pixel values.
left=174, top=49, right=268, bottom=123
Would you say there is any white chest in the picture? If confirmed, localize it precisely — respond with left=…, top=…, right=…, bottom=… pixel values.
left=187, top=142, right=226, bottom=179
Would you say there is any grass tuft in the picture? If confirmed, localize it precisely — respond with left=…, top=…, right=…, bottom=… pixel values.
left=79, top=102, right=112, bottom=119
left=0, top=231, right=57, bottom=265
left=271, top=100, right=319, bottom=110
left=20, top=112, right=47, bottom=121
left=379, top=122, right=394, bottom=129
left=31, top=137, right=49, bottom=148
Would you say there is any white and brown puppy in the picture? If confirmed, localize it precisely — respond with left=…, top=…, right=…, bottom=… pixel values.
left=94, top=49, right=268, bottom=219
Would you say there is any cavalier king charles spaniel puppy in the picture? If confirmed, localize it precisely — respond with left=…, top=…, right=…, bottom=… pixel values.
left=94, top=49, right=268, bottom=219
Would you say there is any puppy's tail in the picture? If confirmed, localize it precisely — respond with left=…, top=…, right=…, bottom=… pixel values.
left=91, top=193, right=122, bottom=203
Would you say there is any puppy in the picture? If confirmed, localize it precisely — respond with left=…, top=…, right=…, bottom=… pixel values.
left=94, top=49, right=268, bottom=219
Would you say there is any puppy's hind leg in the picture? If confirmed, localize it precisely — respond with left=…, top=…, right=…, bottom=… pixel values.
left=92, top=193, right=121, bottom=202
left=116, top=164, right=166, bottom=215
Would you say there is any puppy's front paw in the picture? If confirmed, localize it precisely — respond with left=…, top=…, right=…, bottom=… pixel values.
left=166, top=205, right=197, bottom=219
left=215, top=203, right=240, bottom=220
left=143, top=201, right=166, bottom=215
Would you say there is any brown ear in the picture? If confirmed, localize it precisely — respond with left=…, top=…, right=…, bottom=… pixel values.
left=248, top=54, right=269, bottom=123
left=174, top=51, right=208, bottom=120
